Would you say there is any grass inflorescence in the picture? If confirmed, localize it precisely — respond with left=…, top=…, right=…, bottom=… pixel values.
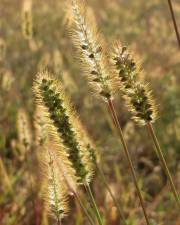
left=1, top=0, right=179, bottom=224
left=71, top=0, right=113, bottom=100
left=42, top=146, right=69, bottom=224
left=112, top=43, right=157, bottom=125
left=33, top=71, right=95, bottom=184
left=112, top=42, right=180, bottom=210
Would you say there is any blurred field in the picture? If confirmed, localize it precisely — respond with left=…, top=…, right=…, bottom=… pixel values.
left=0, top=0, right=180, bottom=225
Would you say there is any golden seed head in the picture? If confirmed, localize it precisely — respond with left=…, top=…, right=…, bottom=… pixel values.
left=111, top=42, right=157, bottom=125
left=33, top=77, right=78, bottom=192
left=46, top=130, right=78, bottom=194
left=42, top=147, right=69, bottom=220
left=33, top=71, right=94, bottom=184
left=111, top=42, right=141, bottom=92
left=17, top=108, right=32, bottom=150
left=70, top=0, right=113, bottom=100
left=124, top=82, right=157, bottom=125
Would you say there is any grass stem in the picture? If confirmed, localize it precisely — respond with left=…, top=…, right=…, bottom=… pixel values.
left=167, top=0, right=180, bottom=48
left=57, top=216, right=61, bottom=225
left=146, top=122, right=180, bottom=210
left=107, top=99, right=151, bottom=225
left=97, top=164, right=127, bottom=225
left=85, top=183, right=103, bottom=225
left=74, top=192, right=96, bottom=225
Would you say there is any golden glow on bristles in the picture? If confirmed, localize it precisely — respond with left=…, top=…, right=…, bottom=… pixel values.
left=33, top=87, right=78, bottom=192
left=70, top=0, right=113, bottom=100
left=33, top=71, right=95, bottom=184
left=42, top=146, right=69, bottom=220
left=111, top=42, right=157, bottom=125
left=124, top=83, right=157, bottom=126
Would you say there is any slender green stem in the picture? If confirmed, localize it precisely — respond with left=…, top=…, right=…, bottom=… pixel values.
left=97, top=164, right=127, bottom=225
left=146, top=122, right=180, bottom=210
left=58, top=161, right=95, bottom=225
left=167, top=0, right=180, bottom=48
left=107, top=99, right=151, bottom=225
left=57, top=216, right=61, bottom=225
left=74, top=192, right=96, bottom=225
left=85, top=183, right=103, bottom=225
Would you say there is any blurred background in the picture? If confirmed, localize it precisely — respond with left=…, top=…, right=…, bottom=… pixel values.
left=0, top=0, right=180, bottom=224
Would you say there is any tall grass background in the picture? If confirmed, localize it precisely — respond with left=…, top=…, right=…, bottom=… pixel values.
left=0, top=0, right=180, bottom=224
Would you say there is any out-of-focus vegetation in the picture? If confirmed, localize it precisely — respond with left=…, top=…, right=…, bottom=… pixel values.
left=0, top=0, right=180, bottom=224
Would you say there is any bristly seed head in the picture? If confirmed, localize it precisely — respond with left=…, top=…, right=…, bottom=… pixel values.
left=42, top=148, right=69, bottom=221
left=33, top=71, right=94, bottom=184
left=125, top=82, right=157, bottom=125
left=112, top=42, right=157, bottom=125
left=70, top=0, right=113, bottom=100
left=111, top=43, right=140, bottom=91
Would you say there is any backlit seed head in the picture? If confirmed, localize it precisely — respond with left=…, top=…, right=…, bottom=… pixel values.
left=111, top=42, right=141, bottom=93
left=74, top=120, right=100, bottom=176
left=70, top=0, right=113, bottom=101
left=111, top=42, right=157, bottom=125
left=42, top=147, right=69, bottom=220
left=17, top=108, right=32, bottom=150
left=33, top=71, right=94, bottom=184
left=33, top=80, right=78, bottom=192
left=124, top=82, right=157, bottom=125
left=46, top=128, right=78, bottom=194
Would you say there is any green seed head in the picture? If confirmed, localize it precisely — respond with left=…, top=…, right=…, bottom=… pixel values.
left=112, top=42, right=157, bottom=125
left=33, top=71, right=95, bottom=184
left=125, top=82, right=157, bottom=125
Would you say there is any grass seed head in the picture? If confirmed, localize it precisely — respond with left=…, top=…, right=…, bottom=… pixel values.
left=42, top=148, right=69, bottom=221
left=112, top=42, right=157, bottom=125
left=33, top=71, right=94, bottom=184
left=111, top=42, right=141, bottom=93
left=70, top=0, right=113, bottom=101
left=33, top=80, right=78, bottom=192
left=124, top=82, right=157, bottom=125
